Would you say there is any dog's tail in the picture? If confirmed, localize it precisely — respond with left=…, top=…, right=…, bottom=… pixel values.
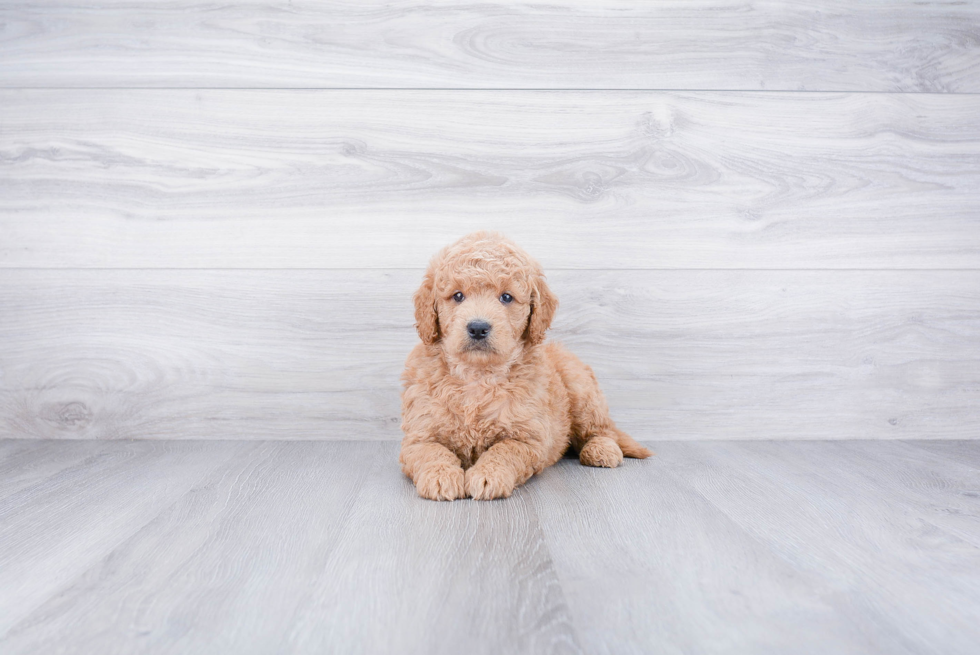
left=611, top=427, right=654, bottom=459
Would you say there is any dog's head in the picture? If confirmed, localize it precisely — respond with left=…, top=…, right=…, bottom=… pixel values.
left=413, top=232, right=557, bottom=363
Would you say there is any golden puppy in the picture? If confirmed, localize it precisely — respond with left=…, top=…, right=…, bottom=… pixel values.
left=399, top=232, right=651, bottom=500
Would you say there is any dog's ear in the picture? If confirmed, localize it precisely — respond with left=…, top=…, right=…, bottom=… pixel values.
left=413, top=270, right=440, bottom=345
left=525, top=274, right=558, bottom=346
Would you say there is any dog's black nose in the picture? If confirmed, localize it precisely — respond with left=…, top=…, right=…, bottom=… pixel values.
left=467, top=320, right=491, bottom=340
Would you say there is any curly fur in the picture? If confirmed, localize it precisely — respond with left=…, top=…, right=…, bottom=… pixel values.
left=399, top=232, right=652, bottom=501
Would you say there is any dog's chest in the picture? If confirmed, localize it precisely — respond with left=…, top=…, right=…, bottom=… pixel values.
left=437, top=380, right=518, bottom=466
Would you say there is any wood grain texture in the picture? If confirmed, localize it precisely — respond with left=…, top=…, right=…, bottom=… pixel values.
left=0, top=440, right=580, bottom=655
left=0, top=439, right=109, bottom=500
left=0, top=440, right=250, bottom=636
left=286, top=442, right=580, bottom=655
left=648, top=440, right=980, bottom=655
left=822, top=440, right=980, bottom=549
left=2, top=1, right=980, bottom=91
left=531, top=451, right=874, bottom=654
left=2, top=90, right=979, bottom=269
left=906, top=440, right=980, bottom=470
left=1, top=269, right=977, bottom=441
left=3, top=440, right=980, bottom=653
left=1, top=440, right=387, bottom=654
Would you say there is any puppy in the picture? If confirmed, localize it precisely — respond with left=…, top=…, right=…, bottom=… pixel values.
left=399, top=232, right=652, bottom=500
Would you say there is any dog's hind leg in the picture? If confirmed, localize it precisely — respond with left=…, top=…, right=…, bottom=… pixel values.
left=578, top=425, right=653, bottom=468
left=548, top=344, right=653, bottom=467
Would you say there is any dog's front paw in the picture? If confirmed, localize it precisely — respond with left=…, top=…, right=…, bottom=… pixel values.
left=464, top=464, right=516, bottom=500
left=414, top=463, right=466, bottom=501
left=579, top=436, right=624, bottom=468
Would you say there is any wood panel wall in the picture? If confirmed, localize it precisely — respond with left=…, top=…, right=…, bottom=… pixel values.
left=1, top=1, right=978, bottom=440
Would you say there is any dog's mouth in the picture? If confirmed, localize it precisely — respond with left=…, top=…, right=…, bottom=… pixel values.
left=461, top=340, right=494, bottom=354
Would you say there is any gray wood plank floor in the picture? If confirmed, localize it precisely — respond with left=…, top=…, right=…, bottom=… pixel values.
left=2, top=439, right=979, bottom=654
left=3, top=1, right=979, bottom=91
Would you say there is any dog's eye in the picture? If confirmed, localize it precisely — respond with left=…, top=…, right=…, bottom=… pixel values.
left=499, top=293, right=513, bottom=304
left=452, top=291, right=465, bottom=303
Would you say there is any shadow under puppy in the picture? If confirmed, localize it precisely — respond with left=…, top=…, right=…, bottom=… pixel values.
left=400, top=232, right=652, bottom=500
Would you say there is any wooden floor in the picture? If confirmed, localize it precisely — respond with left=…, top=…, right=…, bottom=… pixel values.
left=2, top=439, right=979, bottom=654
left=3, top=3, right=978, bottom=652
